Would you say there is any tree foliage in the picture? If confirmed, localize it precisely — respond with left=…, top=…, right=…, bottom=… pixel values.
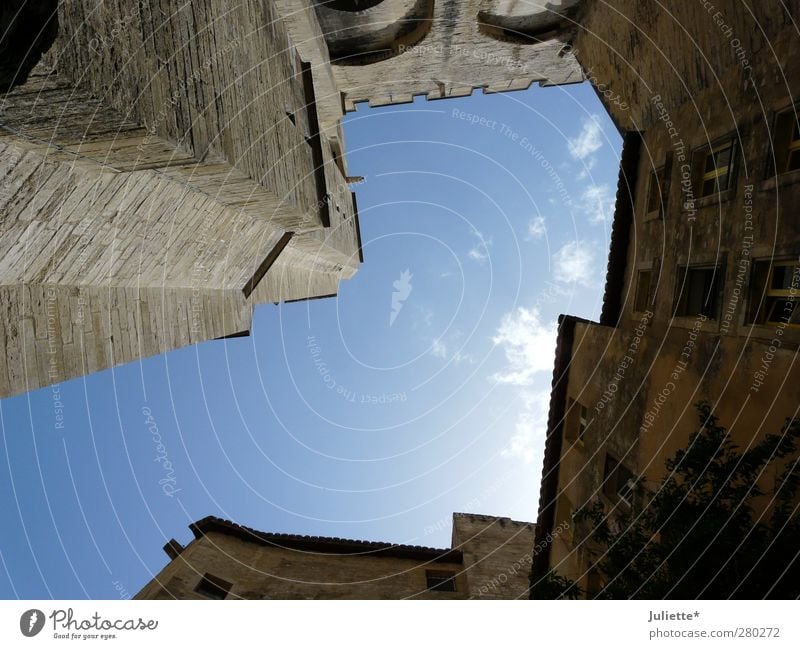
left=545, top=403, right=800, bottom=598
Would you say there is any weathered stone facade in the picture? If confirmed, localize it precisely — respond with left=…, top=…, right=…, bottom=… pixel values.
left=533, top=1, right=800, bottom=596
left=0, top=0, right=583, bottom=398
left=135, top=513, right=535, bottom=599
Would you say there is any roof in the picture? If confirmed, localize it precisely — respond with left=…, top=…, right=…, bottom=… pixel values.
left=189, top=516, right=463, bottom=564
left=599, top=131, right=642, bottom=326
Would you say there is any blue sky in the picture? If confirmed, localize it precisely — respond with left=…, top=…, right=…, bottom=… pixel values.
left=0, top=80, right=621, bottom=599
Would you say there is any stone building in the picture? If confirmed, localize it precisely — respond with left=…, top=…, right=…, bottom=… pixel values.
left=0, top=0, right=584, bottom=398
left=532, top=2, right=800, bottom=596
left=135, top=513, right=535, bottom=599
left=6, top=0, right=796, bottom=600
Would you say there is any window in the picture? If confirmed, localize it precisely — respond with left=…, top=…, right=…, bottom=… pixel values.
left=748, top=260, right=800, bottom=327
left=634, top=269, right=653, bottom=313
left=602, top=454, right=635, bottom=506
left=194, top=574, right=233, bottom=600
left=554, top=493, right=575, bottom=543
left=426, top=570, right=457, bottom=592
left=675, top=264, right=723, bottom=319
left=693, top=138, right=737, bottom=197
left=566, top=399, right=590, bottom=444
left=771, top=107, right=800, bottom=175
left=577, top=403, right=590, bottom=443
left=645, top=166, right=667, bottom=215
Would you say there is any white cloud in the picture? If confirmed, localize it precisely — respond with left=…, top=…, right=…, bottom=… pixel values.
left=527, top=216, right=547, bottom=241
left=502, top=390, right=551, bottom=464
left=411, top=305, right=434, bottom=329
left=582, top=183, right=614, bottom=224
left=552, top=240, right=597, bottom=286
left=490, top=307, right=557, bottom=386
left=491, top=312, right=557, bottom=466
left=568, top=115, right=604, bottom=160
left=430, top=334, right=475, bottom=365
left=431, top=338, right=447, bottom=358
left=466, top=227, right=492, bottom=264
left=468, top=246, right=490, bottom=263
left=452, top=350, right=475, bottom=365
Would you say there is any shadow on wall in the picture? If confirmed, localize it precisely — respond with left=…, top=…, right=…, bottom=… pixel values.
left=478, top=0, right=583, bottom=43
left=314, top=0, right=435, bottom=65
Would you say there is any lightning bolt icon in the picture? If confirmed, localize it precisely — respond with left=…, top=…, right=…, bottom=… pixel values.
left=28, top=611, right=37, bottom=632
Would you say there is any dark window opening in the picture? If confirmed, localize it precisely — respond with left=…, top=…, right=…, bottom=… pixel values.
left=577, top=403, right=590, bottom=442
left=675, top=265, right=723, bottom=319
left=748, top=260, right=800, bottom=327
left=634, top=270, right=653, bottom=313
left=194, top=573, right=233, bottom=600
left=770, top=107, right=800, bottom=175
left=646, top=166, right=667, bottom=215
left=603, top=454, right=635, bottom=506
left=426, top=570, right=457, bottom=592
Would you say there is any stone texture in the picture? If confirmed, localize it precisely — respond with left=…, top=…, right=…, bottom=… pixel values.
left=534, top=1, right=800, bottom=596
left=0, top=0, right=367, bottom=398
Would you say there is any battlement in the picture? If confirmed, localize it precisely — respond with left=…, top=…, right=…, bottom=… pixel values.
left=283, top=0, right=585, bottom=114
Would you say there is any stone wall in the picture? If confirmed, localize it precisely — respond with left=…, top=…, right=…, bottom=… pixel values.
left=452, top=513, right=536, bottom=599
left=318, top=0, right=585, bottom=110
left=538, top=1, right=800, bottom=594
left=135, top=513, right=536, bottom=599
left=572, top=0, right=800, bottom=130
left=0, top=1, right=363, bottom=397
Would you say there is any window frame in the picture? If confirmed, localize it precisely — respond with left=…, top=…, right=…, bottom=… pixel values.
left=566, top=398, right=590, bottom=446
left=634, top=268, right=654, bottom=313
left=194, top=573, right=233, bottom=600
left=602, top=454, right=635, bottom=507
left=577, top=403, right=590, bottom=443
left=747, top=258, right=800, bottom=328
left=425, top=569, right=457, bottom=593
left=691, top=135, right=738, bottom=199
left=674, top=263, right=724, bottom=320
left=645, top=166, right=667, bottom=217
left=768, top=103, right=800, bottom=176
